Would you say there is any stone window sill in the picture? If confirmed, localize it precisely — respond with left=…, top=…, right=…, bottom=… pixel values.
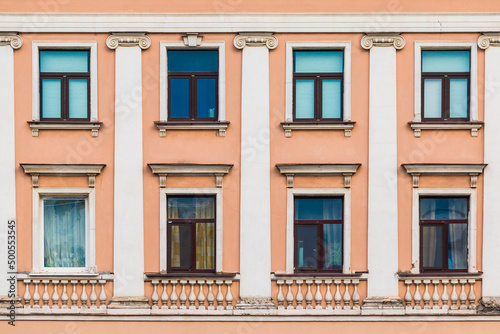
left=28, top=121, right=102, bottom=137
left=154, top=121, right=229, bottom=137
left=408, top=121, right=483, bottom=138
left=281, top=121, right=355, bottom=138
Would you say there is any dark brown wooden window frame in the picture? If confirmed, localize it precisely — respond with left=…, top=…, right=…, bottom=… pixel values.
left=419, top=196, right=469, bottom=273
left=294, top=196, right=343, bottom=274
left=39, top=50, right=91, bottom=122
left=166, top=195, right=216, bottom=274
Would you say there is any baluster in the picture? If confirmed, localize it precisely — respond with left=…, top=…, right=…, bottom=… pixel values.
left=441, top=279, right=450, bottom=311
left=225, top=280, right=233, bottom=309
left=468, top=279, right=476, bottom=310
left=70, top=280, right=79, bottom=309
left=170, top=280, right=178, bottom=309
left=296, top=280, right=304, bottom=310
left=89, top=280, right=97, bottom=309
left=161, top=280, right=169, bottom=309
left=60, top=280, right=69, bottom=309
left=324, top=280, right=333, bottom=310
left=99, top=280, right=107, bottom=309
left=52, top=280, right=60, bottom=309
left=459, top=279, right=468, bottom=310
left=450, top=279, right=459, bottom=310
left=352, top=279, right=360, bottom=310
left=334, top=280, right=342, bottom=310
left=277, top=280, right=285, bottom=309
left=42, top=280, right=50, bottom=309
left=286, top=280, right=294, bottom=310
left=188, top=280, right=197, bottom=310
left=32, top=280, right=41, bottom=309
left=23, top=280, right=31, bottom=308
left=216, top=280, right=224, bottom=310
left=151, top=280, right=159, bottom=309
left=207, top=280, right=215, bottom=310
left=80, top=280, right=88, bottom=309
left=314, top=280, right=323, bottom=310
left=305, top=280, right=313, bottom=309
left=413, top=280, right=422, bottom=310
left=432, top=280, right=440, bottom=310
left=404, top=280, right=412, bottom=309
left=179, top=280, right=187, bottom=309
left=423, top=280, right=431, bottom=309
left=197, top=280, right=206, bottom=310
left=343, top=280, right=352, bottom=310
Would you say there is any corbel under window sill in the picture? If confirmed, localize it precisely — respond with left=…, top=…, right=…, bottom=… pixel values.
left=281, top=121, right=355, bottom=138
left=28, top=121, right=102, bottom=137
left=408, top=121, right=483, bottom=138
left=154, top=121, right=229, bottom=137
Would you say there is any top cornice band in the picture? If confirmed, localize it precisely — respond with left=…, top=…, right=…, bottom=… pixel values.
left=361, top=34, right=405, bottom=50
left=478, top=33, right=500, bottom=50
left=106, top=33, right=151, bottom=50
left=0, top=34, right=22, bottom=49
left=233, top=33, right=278, bottom=50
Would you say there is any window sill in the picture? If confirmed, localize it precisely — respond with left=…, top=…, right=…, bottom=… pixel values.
left=20, top=272, right=114, bottom=280
left=408, top=121, right=483, bottom=138
left=154, top=121, right=229, bottom=137
left=281, top=121, right=355, bottom=138
left=28, top=121, right=102, bottom=137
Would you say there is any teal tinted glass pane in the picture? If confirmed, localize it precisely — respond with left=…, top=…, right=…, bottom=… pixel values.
left=170, top=79, right=189, bottom=118
left=294, top=51, right=343, bottom=73
left=323, top=224, right=342, bottom=270
left=450, top=79, right=468, bottom=118
left=44, top=198, right=86, bottom=268
left=448, top=223, right=468, bottom=270
left=422, top=51, right=470, bottom=73
left=424, top=79, right=442, bottom=118
left=295, top=79, right=314, bottom=119
left=422, top=225, right=443, bottom=268
left=296, top=225, right=318, bottom=268
left=68, top=79, right=88, bottom=118
left=40, top=51, right=89, bottom=73
left=167, top=196, right=215, bottom=220
left=196, top=78, right=216, bottom=118
left=168, top=50, right=218, bottom=72
left=295, top=198, right=342, bottom=220
left=420, top=198, right=468, bottom=220
left=41, top=79, right=61, bottom=118
left=322, top=79, right=341, bottom=119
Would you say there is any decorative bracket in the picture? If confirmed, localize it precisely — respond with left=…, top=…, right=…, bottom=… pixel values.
left=182, top=33, right=203, bottom=47
left=478, top=34, right=500, bottom=50
left=0, top=34, right=22, bottom=49
left=234, top=33, right=278, bottom=50
left=361, top=34, right=405, bottom=50
left=106, top=33, right=151, bottom=50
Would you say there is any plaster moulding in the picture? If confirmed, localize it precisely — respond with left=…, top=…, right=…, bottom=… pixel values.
left=401, top=163, right=487, bottom=188
left=478, top=34, right=500, bottom=50
left=106, top=33, right=151, bottom=50
left=0, top=33, right=22, bottom=49
left=20, top=164, right=106, bottom=188
left=233, top=33, right=278, bottom=50
left=361, top=34, right=405, bottom=50
left=148, top=164, right=233, bottom=188
left=276, top=164, right=361, bottom=188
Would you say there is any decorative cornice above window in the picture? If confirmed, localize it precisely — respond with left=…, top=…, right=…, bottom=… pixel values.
left=233, top=33, right=278, bottom=50
left=106, top=33, right=151, bottom=50
left=401, top=163, right=487, bottom=188
left=276, top=163, right=361, bottom=188
left=20, top=164, right=106, bottom=188
left=408, top=121, right=483, bottom=138
left=0, top=34, right=22, bottom=49
left=478, top=34, right=500, bottom=50
left=148, top=164, right=233, bottom=188
left=361, top=34, right=405, bottom=50
left=281, top=121, right=355, bottom=138
left=154, top=121, right=229, bottom=137
left=28, top=121, right=102, bottom=137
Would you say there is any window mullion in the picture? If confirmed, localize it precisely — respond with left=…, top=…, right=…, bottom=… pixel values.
left=62, top=75, right=68, bottom=120
left=315, top=77, right=321, bottom=121
left=444, top=75, right=450, bottom=120
left=191, top=221, right=196, bottom=272
left=443, top=222, right=449, bottom=271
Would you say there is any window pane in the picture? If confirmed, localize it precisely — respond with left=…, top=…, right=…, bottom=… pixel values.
left=295, top=79, right=315, bottom=119
left=450, top=78, right=468, bottom=118
left=196, top=78, right=216, bottom=118
left=296, top=225, right=318, bottom=269
left=168, top=196, right=215, bottom=219
left=322, top=79, right=341, bottom=119
left=422, top=51, right=470, bottom=73
left=421, top=225, right=443, bottom=269
left=323, top=224, right=342, bottom=270
left=295, top=198, right=342, bottom=220
left=44, top=198, right=86, bottom=268
left=68, top=79, right=88, bottom=118
left=41, top=79, right=62, bottom=118
left=294, top=51, right=343, bottom=73
left=170, top=78, right=190, bottom=118
left=423, top=79, right=442, bottom=118
left=196, top=223, right=215, bottom=270
left=40, top=51, right=90, bottom=73
left=420, top=198, right=468, bottom=220
left=448, top=223, right=468, bottom=270
left=170, top=224, right=192, bottom=268
left=168, top=50, right=218, bottom=72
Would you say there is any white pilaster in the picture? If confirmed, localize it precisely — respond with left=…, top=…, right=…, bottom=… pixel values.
left=234, top=34, right=277, bottom=304
left=107, top=34, right=151, bottom=309
left=0, top=35, right=21, bottom=299
left=479, top=34, right=500, bottom=299
left=362, top=35, right=404, bottom=302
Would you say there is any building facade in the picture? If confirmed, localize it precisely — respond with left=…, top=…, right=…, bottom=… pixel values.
left=1, top=1, right=500, bottom=333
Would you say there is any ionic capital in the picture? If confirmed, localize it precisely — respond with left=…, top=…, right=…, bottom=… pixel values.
left=0, top=34, right=22, bottom=49
left=233, top=33, right=278, bottom=50
left=106, top=33, right=151, bottom=50
left=478, top=34, right=500, bottom=50
left=361, top=34, right=405, bottom=50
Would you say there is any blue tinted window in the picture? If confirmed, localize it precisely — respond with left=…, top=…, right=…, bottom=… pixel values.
left=168, top=50, right=218, bottom=72
left=294, top=51, right=343, bottom=73
left=295, top=198, right=342, bottom=220
left=68, top=79, right=88, bottom=118
left=42, top=79, right=62, bottom=118
left=449, top=79, right=468, bottom=118
left=295, top=80, right=315, bottom=119
left=296, top=225, right=318, bottom=268
left=197, top=78, right=216, bottom=118
left=423, top=79, right=442, bottom=118
left=40, top=51, right=89, bottom=73
left=422, top=51, right=470, bottom=73
left=170, top=79, right=190, bottom=118
left=420, top=197, right=468, bottom=220
left=322, top=79, right=342, bottom=119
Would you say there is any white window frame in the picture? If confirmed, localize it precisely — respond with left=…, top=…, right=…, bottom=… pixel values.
left=411, top=188, right=477, bottom=274
left=413, top=41, right=478, bottom=122
left=285, top=41, right=351, bottom=122
left=32, top=187, right=96, bottom=274
left=286, top=188, right=352, bottom=274
left=32, top=41, right=98, bottom=122
left=159, top=41, right=226, bottom=122
left=159, top=188, right=223, bottom=273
